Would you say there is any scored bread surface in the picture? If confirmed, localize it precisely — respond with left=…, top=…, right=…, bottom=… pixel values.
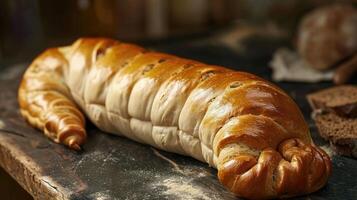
left=18, top=38, right=331, bottom=199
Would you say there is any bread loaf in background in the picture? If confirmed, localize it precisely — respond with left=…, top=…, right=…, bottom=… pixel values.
left=18, top=38, right=331, bottom=199
left=297, top=4, right=357, bottom=70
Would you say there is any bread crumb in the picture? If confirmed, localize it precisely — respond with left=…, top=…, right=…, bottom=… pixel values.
left=152, top=148, right=184, bottom=174
left=319, top=144, right=336, bottom=157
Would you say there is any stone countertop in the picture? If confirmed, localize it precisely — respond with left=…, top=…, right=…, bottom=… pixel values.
left=0, top=35, right=356, bottom=200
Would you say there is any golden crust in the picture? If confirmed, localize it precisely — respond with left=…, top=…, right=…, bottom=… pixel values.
left=18, top=48, right=86, bottom=149
left=18, top=38, right=331, bottom=199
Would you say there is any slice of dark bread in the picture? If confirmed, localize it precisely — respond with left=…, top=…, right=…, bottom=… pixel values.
left=314, top=111, right=357, bottom=157
left=307, top=85, right=357, bottom=117
left=307, top=85, right=357, bottom=158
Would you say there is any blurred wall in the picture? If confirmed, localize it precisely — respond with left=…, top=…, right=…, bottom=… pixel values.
left=0, top=0, right=356, bottom=61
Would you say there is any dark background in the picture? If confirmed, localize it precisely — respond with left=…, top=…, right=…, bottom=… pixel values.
left=0, top=1, right=356, bottom=199
left=1, top=0, right=356, bottom=66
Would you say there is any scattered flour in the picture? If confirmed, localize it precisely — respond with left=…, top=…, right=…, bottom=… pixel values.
left=90, top=190, right=113, bottom=200
left=154, top=177, right=212, bottom=200
left=74, top=150, right=120, bottom=172
left=150, top=148, right=220, bottom=199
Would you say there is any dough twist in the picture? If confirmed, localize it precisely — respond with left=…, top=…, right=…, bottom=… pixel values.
left=18, top=38, right=331, bottom=199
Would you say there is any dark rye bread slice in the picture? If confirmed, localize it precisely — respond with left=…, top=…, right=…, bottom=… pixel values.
left=307, top=85, right=357, bottom=158
left=314, top=111, right=357, bottom=157
left=307, top=85, right=357, bottom=117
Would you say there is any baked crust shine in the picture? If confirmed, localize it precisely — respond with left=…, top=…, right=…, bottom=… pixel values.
left=18, top=38, right=331, bottom=199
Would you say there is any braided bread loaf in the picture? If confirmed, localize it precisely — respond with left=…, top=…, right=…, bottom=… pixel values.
left=18, top=38, right=331, bottom=199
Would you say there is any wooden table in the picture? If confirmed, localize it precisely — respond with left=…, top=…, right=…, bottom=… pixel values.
left=0, top=35, right=356, bottom=200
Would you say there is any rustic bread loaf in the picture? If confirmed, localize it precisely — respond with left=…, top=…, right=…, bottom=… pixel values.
left=18, top=38, right=331, bottom=199
left=297, top=4, right=357, bottom=70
